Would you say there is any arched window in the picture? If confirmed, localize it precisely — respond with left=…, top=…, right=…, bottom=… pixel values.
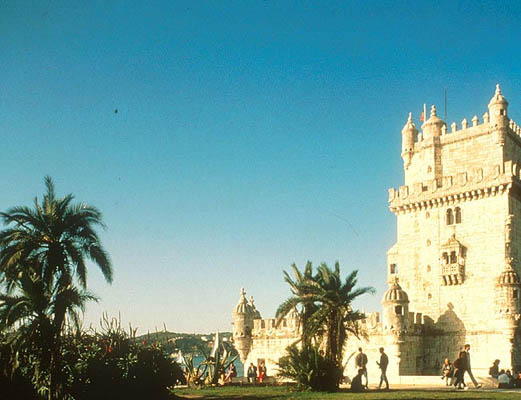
left=390, top=264, right=397, bottom=274
left=450, top=251, right=457, bottom=264
left=446, top=209, right=454, bottom=225
left=455, top=207, right=462, bottom=224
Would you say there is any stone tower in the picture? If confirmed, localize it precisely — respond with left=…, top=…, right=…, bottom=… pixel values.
left=232, top=288, right=260, bottom=363
left=381, top=277, right=410, bottom=338
left=388, top=85, right=521, bottom=371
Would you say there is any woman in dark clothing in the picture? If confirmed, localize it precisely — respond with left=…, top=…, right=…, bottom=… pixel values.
left=453, top=351, right=467, bottom=389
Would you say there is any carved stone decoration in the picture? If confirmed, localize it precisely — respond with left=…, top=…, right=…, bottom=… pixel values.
left=473, top=168, right=483, bottom=183
left=440, top=234, right=466, bottom=286
left=506, top=214, right=514, bottom=245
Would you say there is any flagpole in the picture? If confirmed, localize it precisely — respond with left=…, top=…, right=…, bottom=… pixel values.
left=444, top=88, right=447, bottom=121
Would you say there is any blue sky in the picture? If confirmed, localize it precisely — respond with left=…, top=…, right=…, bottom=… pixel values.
left=2, top=0, right=521, bottom=333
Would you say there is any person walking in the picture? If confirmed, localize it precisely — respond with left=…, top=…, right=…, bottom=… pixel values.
left=463, top=344, right=482, bottom=388
left=453, top=351, right=467, bottom=389
left=355, top=347, right=369, bottom=388
left=377, top=347, right=389, bottom=390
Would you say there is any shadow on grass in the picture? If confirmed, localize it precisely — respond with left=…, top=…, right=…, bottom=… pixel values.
left=172, top=387, right=521, bottom=400
left=173, top=396, right=281, bottom=400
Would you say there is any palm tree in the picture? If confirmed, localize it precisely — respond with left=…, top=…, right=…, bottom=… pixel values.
left=0, top=176, right=112, bottom=399
left=275, top=262, right=318, bottom=346
left=305, top=262, right=374, bottom=365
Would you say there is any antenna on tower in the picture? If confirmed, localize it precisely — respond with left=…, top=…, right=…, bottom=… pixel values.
left=444, top=87, right=447, bottom=121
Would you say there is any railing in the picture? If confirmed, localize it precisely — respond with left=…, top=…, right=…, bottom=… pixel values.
left=441, top=263, right=465, bottom=286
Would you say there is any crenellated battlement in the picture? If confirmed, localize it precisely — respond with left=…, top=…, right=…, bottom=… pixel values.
left=388, top=160, right=520, bottom=213
left=411, top=115, right=521, bottom=145
left=412, top=113, right=491, bottom=146
left=251, top=316, right=301, bottom=339
left=360, top=311, right=426, bottom=335
left=509, top=119, right=521, bottom=136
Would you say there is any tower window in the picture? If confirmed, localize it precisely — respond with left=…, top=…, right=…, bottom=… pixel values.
left=395, top=305, right=403, bottom=315
left=390, top=264, right=397, bottom=274
left=450, top=251, right=457, bottom=264
left=455, top=207, right=462, bottom=224
left=442, top=252, right=449, bottom=264
left=501, top=109, right=506, bottom=116
left=428, top=293, right=432, bottom=300
left=514, top=289, right=519, bottom=299
left=427, top=265, right=431, bottom=272
left=446, top=209, right=454, bottom=225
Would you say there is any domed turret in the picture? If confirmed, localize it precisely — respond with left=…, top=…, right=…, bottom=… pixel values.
left=401, top=112, right=418, bottom=169
left=383, top=281, right=409, bottom=303
left=498, top=267, right=521, bottom=286
left=496, top=258, right=521, bottom=319
left=488, top=85, right=509, bottom=143
left=421, top=105, right=446, bottom=139
left=234, top=288, right=250, bottom=314
left=382, top=278, right=410, bottom=336
left=232, top=288, right=259, bottom=362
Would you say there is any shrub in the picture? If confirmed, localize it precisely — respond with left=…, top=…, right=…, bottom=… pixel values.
left=277, top=344, right=341, bottom=392
left=0, top=317, right=185, bottom=400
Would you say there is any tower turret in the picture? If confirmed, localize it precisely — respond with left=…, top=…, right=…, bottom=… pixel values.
left=401, top=112, right=418, bottom=169
left=232, top=288, right=258, bottom=363
left=488, top=84, right=509, bottom=145
left=488, top=84, right=509, bottom=124
left=495, top=258, right=521, bottom=370
left=382, top=278, right=409, bottom=340
left=496, top=258, right=521, bottom=323
left=421, top=105, right=445, bottom=139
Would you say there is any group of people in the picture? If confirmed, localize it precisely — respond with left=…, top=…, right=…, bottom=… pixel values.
left=440, top=344, right=481, bottom=389
left=350, top=347, right=389, bottom=392
left=488, top=359, right=521, bottom=389
left=247, top=361, right=267, bottom=383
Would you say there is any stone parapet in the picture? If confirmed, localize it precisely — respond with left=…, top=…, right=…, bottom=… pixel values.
left=251, top=317, right=300, bottom=339
left=413, top=111, right=520, bottom=147
left=388, top=161, right=519, bottom=214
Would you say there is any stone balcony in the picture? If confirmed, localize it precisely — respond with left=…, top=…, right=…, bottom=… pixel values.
left=441, top=263, right=465, bottom=286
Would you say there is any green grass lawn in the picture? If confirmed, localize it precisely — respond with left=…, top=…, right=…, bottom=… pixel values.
left=172, top=385, right=521, bottom=399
